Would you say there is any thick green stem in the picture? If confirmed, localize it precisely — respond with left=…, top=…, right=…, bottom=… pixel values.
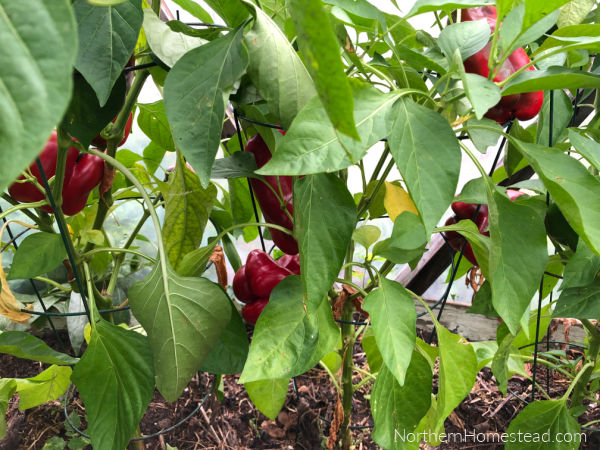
left=340, top=242, right=355, bottom=449
left=53, top=127, right=72, bottom=211
left=85, top=70, right=150, bottom=252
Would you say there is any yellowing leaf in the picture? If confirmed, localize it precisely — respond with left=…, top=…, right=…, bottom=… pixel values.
left=0, top=221, right=37, bottom=323
left=384, top=181, right=418, bottom=221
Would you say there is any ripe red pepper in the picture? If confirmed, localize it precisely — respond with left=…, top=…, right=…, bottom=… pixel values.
left=232, top=250, right=297, bottom=324
left=91, top=112, right=133, bottom=149
left=245, top=133, right=298, bottom=254
left=461, top=7, right=543, bottom=124
left=9, top=131, right=104, bottom=216
left=242, top=298, right=269, bottom=325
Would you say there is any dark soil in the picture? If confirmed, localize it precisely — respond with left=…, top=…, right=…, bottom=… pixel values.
left=1, top=329, right=598, bottom=449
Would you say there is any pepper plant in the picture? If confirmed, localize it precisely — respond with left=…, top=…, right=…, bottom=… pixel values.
left=1, top=0, right=600, bottom=449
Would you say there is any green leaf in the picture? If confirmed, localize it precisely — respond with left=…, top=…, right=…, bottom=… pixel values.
left=408, top=0, right=494, bottom=17
left=466, top=119, right=503, bottom=154
left=204, top=0, right=249, bottom=27
left=171, top=0, right=214, bottom=23
left=438, top=20, right=490, bottom=61
left=143, top=8, right=206, bottom=68
left=555, top=279, right=600, bottom=319
left=128, top=259, right=231, bottom=401
left=514, top=141, right=600, bottom=256
left=486, top=189, right=548, bottom=334
left=200, top=303, right=249, bottom=374
left=143, top=142, right=167, bottom=175
left=362, top=279, right=416, bottom=386
left=15, top=365, right=71, bottom=410
left=561, top=240, right=600, bottom=290
left=288, top=0, right=358, bottom=139
left=466, top=280, right=498, bottom=317
left=373, top=212, right=427, bottom=265
left=454, top=177, right=488, bottom=204
left=73, top=0, right=143, bottom=106
left=257, top=83, right=400, bottom=176
left=239, top=276, right=339, bottom=383
left=388, top=98, right=461, bottom=236
left=0, top=331, right=78, bottom=365
left=558, top=1, right=596, bottom=27
left=568, top=129, right=600, bottom=171
left=433, top=323, right=477, bottom=434
left=371, top=353, right=432, bottom=449
left=0, top=0, right=77, bottom=195
left=361, top=327, right=383, bottom=373
left=137, top=101, right=176, bottom=151
left=211, top=152, right=258, bottom=179
left=294, top=174, right=356, bottom=307
left=505, top=399, right=580, bottom=450
left=61, top=73, right=126, bottom=148
left=491, top=333, right=516, bottom=394
left=462, top=73, right=502, bottom=121
left=243, top=2, right=316, bottom=129
left=8, top=233, right=67, bottom=280
left=71, top=319, right=154, bottom=450
left=537, top=91, right=573, bottom=147
left=353, top=225, right=381, bottom=251
left=162, top=159, right=217, bottom=271
left=164, top=26, right=248, bottom=187
left=522, top=0, right=572, bottom=32
left=245, top=378, right=289, bottom=420
left=436, top=219, right=491, bottom=275
left=0, top=379, right=16, bottom=439
left=503, top=67, right=600, bottom=96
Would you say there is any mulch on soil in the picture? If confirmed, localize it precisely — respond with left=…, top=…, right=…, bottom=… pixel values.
left=1, top=330, right=598, bottom=449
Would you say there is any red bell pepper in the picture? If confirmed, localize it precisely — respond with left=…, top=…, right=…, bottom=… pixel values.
left=232, top=250, right=298, bottom=324
left=9, top=131, right=104, bottom=216
left=245, top=133, right=298, bottom=254
left=461, top=6, right=543, bottom=123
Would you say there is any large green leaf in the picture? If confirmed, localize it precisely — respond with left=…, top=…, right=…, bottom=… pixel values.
left=73, top=0, right=143, bottom=106
left=555, top=279, right=600, bottom=319
left=0, top=331, right=78, bottom=365
left=162, top=158, right=217, bottom=271
left=128, top=259, right=231, bottom=401
left=199, top=302, right=249, bottom=374
left=536, top=91, right=573, bottom=147
left=288, top=0, right=358, bottom=139
left=245, top=378, right=289, bottom=420
left=137, top=101, right=176, bottom=151
left=503, top=67, right=600, bottom=95
left=433, top=323, right=477, bottom=434
left=204, top=0, right=249, bottom=27
left=371, top=353, right=432, bottom=449
left=239, top=276, right=339, bottom=383
left=164, top=26, right=248, bottom=187
left=388, top=98, right=461, bottom=236
left=561, top=240, right=600, bottom=290
left=514, top=141, right=600, bottom=256
left=0, top=379, right=16, bottom=439
left=8, top=232, right=67, bottom=280
left=294, top=174, right=356, bottom=308
left=505, top=399, right=580, bottom=450
left=522, top=0, right=572, bottom=32
left=362, top=279, right=416, bottom=386
left=438, top=20, right=490, bottom=61
left=0, top=0, right=77, bottom=195
left=143, top=8, right=206, bottom=67
left=243, top=2, right=316, bottom=129
left=71, top=319, right=154, bottom=450
left=15, top=365, right=71, bottom=410
left=258, top=83, right=400, bottom=176
left=487, top=190, right=548, bottom=334
left=558, top=1, right=596, bottom=27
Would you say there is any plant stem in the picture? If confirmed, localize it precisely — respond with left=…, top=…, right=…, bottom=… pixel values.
left=53, top=127, right=71, bottom=210
left=340, top=242, right=355, bottom=449
left=0, top=201, right=48, bottom=221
